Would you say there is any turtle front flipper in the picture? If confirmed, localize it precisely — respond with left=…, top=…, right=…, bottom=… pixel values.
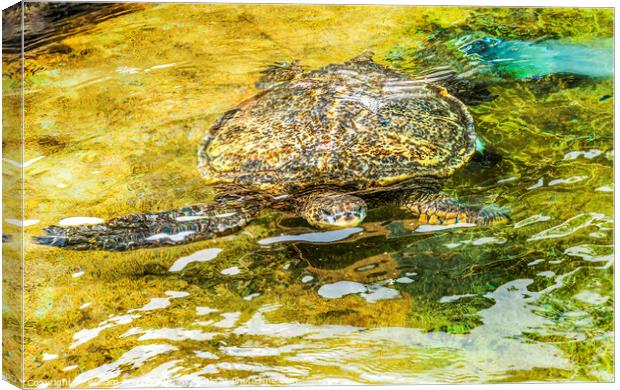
left=402, top=191, right=510, bottom=226
left=34, top=200, right=266, bottom=251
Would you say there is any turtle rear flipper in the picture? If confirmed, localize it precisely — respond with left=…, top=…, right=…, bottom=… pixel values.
left=402, top=191, right=510, bottom=226
left=416, top=66, right=497, bottom=106
left=34, top=200, right=265, bottom=251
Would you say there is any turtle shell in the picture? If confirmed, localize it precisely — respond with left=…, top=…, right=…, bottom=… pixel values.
left=198, top=55, right=477, bottom=194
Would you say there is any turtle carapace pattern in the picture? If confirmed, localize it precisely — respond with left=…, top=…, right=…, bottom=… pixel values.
left=35, top=51, right=509, bottom=251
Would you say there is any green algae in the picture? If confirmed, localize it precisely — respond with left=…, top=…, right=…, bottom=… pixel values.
left=2, top=3, right=613, bottom=386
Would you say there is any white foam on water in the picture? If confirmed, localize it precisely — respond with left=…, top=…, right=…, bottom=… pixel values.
left=5, top=219, right=39, bottom=227
left=564, top=244, right=613, bottom=263
left=439, top=293, right=478, bottom=303
left=196, top=306, right=218, bottom=315
left=317, top=281, right=366, bottom=299
left=221, top=266, right=241, bottom=275
left=122, top=327, right=218, bottom=341
left=168, top=248, right=222, bottom=272
left=220, top=346, right=281, bottom=357
left=41, top=353, right=58, bottom=361
left=257, top=303, right=282, bottom=313
left=214, top=212, right=237, bottom=218
left=528, top=212, right=610, bottom=241
left=3, top=155, right=45, bottom=168
left=574, top=291, right=609, bottom=305
left=273, top=194, right=289, bottom=200
left=150, top=62, right=177, bottom=69
left=165, top=291, right=189, bottom=298
left=472, top=236, right=507, bottom=246
left=213, top=312, right=241, bottom=328
left=59, top=217, right=104, bottom=226
left=70, top=314, right=140, bottom=349
left=298, top=378, right=364, bottom=386
left=514, top=214, right=551, bottom=228
left=117, top=361, right=229, bottom=387
left=116, top=66, right=140, bottom=74
left=497, top=176, right=517, bottom=183
left=234, top=310, right=361, bottom=340
left=537, top=271, right=555, bottom=278
left=317, top=281, right=401, bottom=303
left=70, top=344, right=178, bottom=387
left=146, top=230, right=196, bottom=242
left=360, top=286, right=400, bottom=303
left=258, top=227, right=363, bottom=245
left=243, top=293, right=261, bottom=301
left=129, top=291, right=189, bottom=312
left=116, top=360, right=183, bottom=387
left=216, top=361, right=306, bottom=376
left=63, top=365, right=78, bottom=372
left=548, top=175, right=588, bottom=186
left=563, top=149, right=602, bottom=160
left=548, top=260, right=563, bottom=264
left=527, top=178, right=544, bottom=190
left=175, top=215, right=207, bottom=222
left=595, top=185, right=613, bottom=192
left=194, top=351, right=219, bottom=359
left=527, top=259, right=545, bottom=266
left=219, top=345, right=301, bottom=357
left=130, top=298, right=171, bottom=312
left=415, top=223, right=475, bottom=232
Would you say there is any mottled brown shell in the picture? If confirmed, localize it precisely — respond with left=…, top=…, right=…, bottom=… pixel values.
left=198, top=54, right=477, bottom=194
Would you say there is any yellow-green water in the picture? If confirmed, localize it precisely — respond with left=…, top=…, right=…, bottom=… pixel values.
left=2, top=4, right=614, bottom=386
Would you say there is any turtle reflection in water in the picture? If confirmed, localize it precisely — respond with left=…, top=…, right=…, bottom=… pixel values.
left=36, top=52, right=510, bottom=251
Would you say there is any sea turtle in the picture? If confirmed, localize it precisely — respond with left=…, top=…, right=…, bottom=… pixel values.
left=36, top=51, right=509, bottom=251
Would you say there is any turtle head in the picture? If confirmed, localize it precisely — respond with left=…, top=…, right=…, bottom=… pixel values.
left=301, top=192, right=367, bottom=229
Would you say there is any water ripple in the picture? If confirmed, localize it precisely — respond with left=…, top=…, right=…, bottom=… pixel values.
left=527, top=213, right=610, bottom=241
left=71, top=344, right=178, bottom=387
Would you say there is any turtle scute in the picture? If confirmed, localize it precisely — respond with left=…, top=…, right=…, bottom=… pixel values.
left=199, top=53, right=477, bottom=194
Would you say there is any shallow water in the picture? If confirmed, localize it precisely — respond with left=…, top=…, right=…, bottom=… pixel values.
left=2, top=4, right=613, bottom=386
